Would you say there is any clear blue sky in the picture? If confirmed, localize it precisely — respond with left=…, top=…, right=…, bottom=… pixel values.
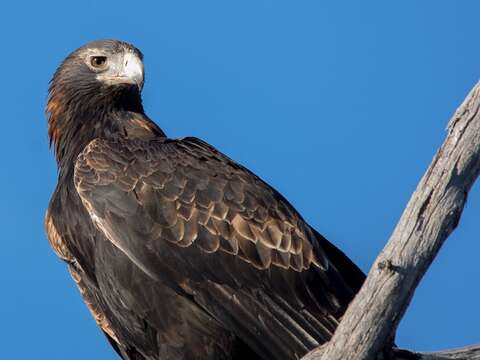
left=1, top=1, right=479, bottom=358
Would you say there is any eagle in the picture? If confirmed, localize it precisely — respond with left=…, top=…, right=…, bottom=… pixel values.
left=45, top=39, right=365, bottom=360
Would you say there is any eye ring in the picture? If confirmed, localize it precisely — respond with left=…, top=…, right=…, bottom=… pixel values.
left=90, top=56, right=108, bottom=69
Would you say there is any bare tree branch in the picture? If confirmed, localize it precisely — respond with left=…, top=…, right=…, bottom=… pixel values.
left=303, top=345, right=480, bottom=360
left=303, top=81, right=480, bottom=360
left=416, top=345, right=480, bottom=359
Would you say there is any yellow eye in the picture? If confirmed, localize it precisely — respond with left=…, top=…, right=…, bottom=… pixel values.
left=90, top=56, right=107, bottom=69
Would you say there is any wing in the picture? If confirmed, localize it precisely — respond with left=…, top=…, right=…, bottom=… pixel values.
left=75, top=137, right=327, bottom=273
left=74, top=137, right=364, bottom=359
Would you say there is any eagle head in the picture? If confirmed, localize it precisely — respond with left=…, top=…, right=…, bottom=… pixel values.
left=47, top=40, right=145, bottom=163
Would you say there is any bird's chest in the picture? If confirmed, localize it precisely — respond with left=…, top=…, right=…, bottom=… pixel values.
left=47, top=183, right=101, bottom=281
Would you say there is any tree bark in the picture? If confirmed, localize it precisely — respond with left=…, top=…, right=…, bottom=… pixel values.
left=303, top=81, right=480, bottom=360
left=416, top=346, right=480, bottom=359
left=303, top=345, right=480, bottom=360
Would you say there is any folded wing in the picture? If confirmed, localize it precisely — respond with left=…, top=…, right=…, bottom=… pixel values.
left=74, top=136, right=364, bottom=359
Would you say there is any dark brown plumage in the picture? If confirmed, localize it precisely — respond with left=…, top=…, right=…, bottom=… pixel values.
left=45, top=39, right=365, bottom=360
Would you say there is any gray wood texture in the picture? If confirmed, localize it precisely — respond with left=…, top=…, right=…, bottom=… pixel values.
left=303, top=81, right=480, bottom=360
left=303, top=344, right=480, bottom=359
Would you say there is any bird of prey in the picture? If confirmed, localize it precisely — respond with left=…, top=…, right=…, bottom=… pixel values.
left=45, top=39, right=365, bottom=360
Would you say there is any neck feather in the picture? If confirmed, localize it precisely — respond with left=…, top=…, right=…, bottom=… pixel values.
left=47, top=86, right=145, bottom=177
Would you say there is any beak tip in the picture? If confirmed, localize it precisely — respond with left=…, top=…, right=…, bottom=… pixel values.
left=123, top=53, right=144, bottom=90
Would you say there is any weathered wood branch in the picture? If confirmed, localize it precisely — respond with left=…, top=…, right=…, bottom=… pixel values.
left=415, top=345, right=480, bottom=359
left=303, top=81, right=480, bottom=360
left=303, top=344, right=480, bottom=360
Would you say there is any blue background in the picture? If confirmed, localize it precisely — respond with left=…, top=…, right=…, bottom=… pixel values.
left=1, top=1, right=479, bottom=358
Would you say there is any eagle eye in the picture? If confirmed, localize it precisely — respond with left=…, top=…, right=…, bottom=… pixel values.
left=90, top=56, right=108, bottom=69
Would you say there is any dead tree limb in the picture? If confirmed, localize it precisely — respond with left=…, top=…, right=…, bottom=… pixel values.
left=414, top=345, right=480, bottom=359
left=303, top=81, right=480, bottom=360
left=303, top=344, right=480, bottom=360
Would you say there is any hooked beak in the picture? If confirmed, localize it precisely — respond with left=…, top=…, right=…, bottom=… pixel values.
left=98, top=52, right=144, bottom=90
